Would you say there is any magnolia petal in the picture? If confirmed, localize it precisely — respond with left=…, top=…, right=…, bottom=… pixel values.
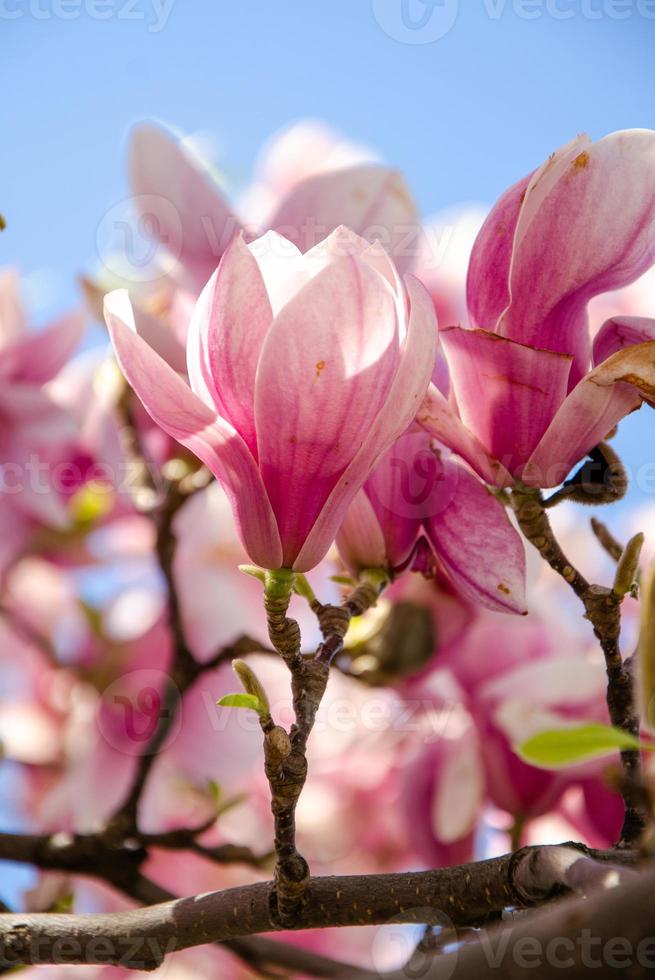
left=129, top=123, right=243, bottom=289
left=255, top=256, right=399, bottom=569
left=364, top=431, right=439, bottom=569
left=424, top=456, right=527, bottom=614
left=593, top=316, right=655, bottom=366
left=104, top=289, right=282, bottom=568
left=186, top=235, right=273, bottom=452
left=500, top=131, right=655, bottom=376
left=270, top=165, right=420, bottom=274
left=441, top=326, right=572, bottom=477
left=0, top=270, right=26, bottom=344
left=466, top=173, right=531, bottom=331
left=0, top=311, right=84, bottom=384
left=524, top=339, right=655, bottom=488
left=293, top=275, right=437, bottom=572
left=335, top=489, right=388, bottom=574
left=417, top=382, right=511, bottom=487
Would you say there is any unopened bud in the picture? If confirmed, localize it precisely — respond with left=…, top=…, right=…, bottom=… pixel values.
left=232, top=659, right=270, bottom=717
left=638, top=565, right=655, bottom=732
left=613, top=533, right=644, bottom=597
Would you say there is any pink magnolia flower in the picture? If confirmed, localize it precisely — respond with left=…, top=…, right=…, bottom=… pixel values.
left=420, top=130, right=655, bottom=488
left=337, top=429, right=526, bottom=614
left=0, top=271, right=85, bottom=572
left=129, top=120, right=420, bottom=290
left=399, top=670, right=484, bottom=867
left=399, top=613, right=621, bottom=861
left=105, top=228, right=437, bottom=572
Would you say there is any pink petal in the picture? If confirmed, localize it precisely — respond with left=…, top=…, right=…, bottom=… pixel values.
left=104, top=290, right=282, bottom=568
left=499, top=131, right=655, bottom=377
left=0, top=311, right=84, bottom=384
left=186, top=234, right=273, bottom=453
left=293, top=274, right=437, bottom=572
left=254, top=256, right=400, bottom=569
left=0, top=270, right=26, bottom=344
left=129, top=123, right=243, bottom=290
left=335, top=489, right=388, bottom=574
left=248, top=231, right=310, bottom=316
left=441, top=326, right=572, bottom=477
left=364, top=431, right=439, bottom=568
left=466, top=173, right=531, bottom=331
left=524, top=339, right=655, bottom=487
left=593, top=316, right=655, bottom=366
left=270, top=165, right=420, bottom=274
left=131, top=303, right=188, bottom=374
left=417, top=382, right=511, bottom=487
left=424, top=456, right=527, bottom=614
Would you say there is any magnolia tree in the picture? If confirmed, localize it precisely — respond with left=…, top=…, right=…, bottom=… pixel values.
left=2, top=121, right=655, bottom=979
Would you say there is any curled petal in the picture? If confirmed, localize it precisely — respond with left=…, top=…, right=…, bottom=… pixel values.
left=524, top=339, right=655, bottom=488
left=104, top=289, right=282, bottom=569
left=129, top=123, right=243, bottom=289
left=499, top=131, right=655, bottom=376
left=440, top=326, right=573, bottom=477
left=593, top=316, right=655, bottom=366
left=423, top=456, right=527, bottom=614
left=417, top=382, right=511, bottom=487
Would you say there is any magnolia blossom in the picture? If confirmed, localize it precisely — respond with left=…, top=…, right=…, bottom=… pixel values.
left=400, top=615, right=620, bottom=864
left=129, top=120, right=419, bottom=290
left=420, top=129, right=655, bottom=488
left=105, top=228, right=437, bottom=571
left=337, top=429, right=526, bottom=614
left=0, top=271, right=85, bottom=572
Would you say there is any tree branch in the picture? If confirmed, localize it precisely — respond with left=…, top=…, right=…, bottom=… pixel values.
left=512, top=483, right=646, bottom=844
left=0, top=844, right=641, bottom=970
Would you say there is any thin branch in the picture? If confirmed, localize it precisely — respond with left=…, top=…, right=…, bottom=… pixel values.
left=512, top=484, right=646, bottom=844
left=260, top=569, right=387, bottom=926
left=591, top=517, right=624, bottom=563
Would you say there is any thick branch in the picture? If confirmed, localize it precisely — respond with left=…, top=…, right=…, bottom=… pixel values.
left=0, top=845, right=640, bottom=970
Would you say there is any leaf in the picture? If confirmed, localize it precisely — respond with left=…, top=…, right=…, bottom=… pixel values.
left=517, top=723, right=650, bottom=770
left=217, top=693, right=262, bottom=713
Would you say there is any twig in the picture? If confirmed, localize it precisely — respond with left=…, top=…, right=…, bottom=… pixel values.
left=260, top=569, right=387, bottom=926
left=591, top=517, right=624, bottom=563
left=512, top=484, right=645, bottom=844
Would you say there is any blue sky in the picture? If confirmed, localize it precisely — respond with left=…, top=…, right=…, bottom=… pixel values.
left=5, top=0, right=653, bottom=509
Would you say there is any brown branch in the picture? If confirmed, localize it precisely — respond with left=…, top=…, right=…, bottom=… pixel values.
left=0, top=832, right=365, bottom=979
left=0, top=845, right=643, bottom=971
left=260, top=570, right=387, bottom=926
left=512, top=484, right=645, bottom=844
left=591, top=517, right=624, bottom=563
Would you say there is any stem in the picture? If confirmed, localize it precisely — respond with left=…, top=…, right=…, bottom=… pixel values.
left=260, top=568, right=388, bottom=926
left=512, top=484, right=645, bottom=844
